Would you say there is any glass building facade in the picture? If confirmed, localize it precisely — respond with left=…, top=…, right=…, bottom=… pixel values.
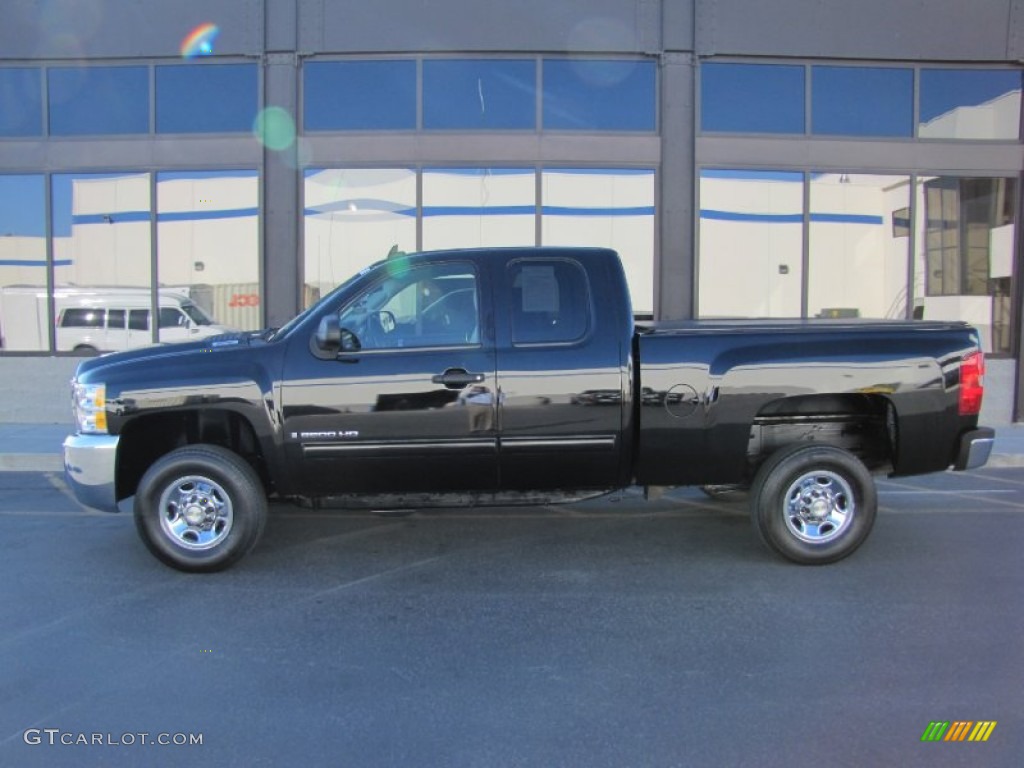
left=0, top=0, right=1022, bottom=418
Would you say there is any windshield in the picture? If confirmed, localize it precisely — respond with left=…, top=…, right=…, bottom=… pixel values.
left=180, top=302, right=213, bottom=326
left=268, top=262, right=383, bottom=341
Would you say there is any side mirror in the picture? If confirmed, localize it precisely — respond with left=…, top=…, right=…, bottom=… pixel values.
left=314, top=314, right=341, bottom=352
left=315, top=314, right=362, bottom=355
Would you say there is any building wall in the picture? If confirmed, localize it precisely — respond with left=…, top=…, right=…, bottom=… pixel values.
left=1, top=0, right=1022, bottom=419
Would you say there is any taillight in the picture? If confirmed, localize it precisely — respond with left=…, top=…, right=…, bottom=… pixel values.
left=959, top=350, right=985, bottom=416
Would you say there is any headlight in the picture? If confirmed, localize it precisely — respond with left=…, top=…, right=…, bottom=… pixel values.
left=72, top=381, right=107, bottom=434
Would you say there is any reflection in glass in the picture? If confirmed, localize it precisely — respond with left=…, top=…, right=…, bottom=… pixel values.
left=808, top=174, right=910, bottom=319
left=698, top=170, right=803, bottom=318
left=811, top=67, right=912, bottom=137
left=157, top=171, right=260, bottom=340
left=701, top=63, right=804, bottom=134
left=919, top=69, right=1022, bottom=140
left=541, top=169, right=655, bottom=315
left=422, top=168, right=535, bottom=251
left=156, top=64, right=258, bottom=133
left=0, top=175, right=47, bottom=351
left=51, top=173, right=152, bottom=353
left=303, top=61, right=416, bottom=131
left=303, top=168, right=417, bottom=308
left=48, top=66, right=149, bottom=136
left=339, top=262, right=480, bottom=349
left=543, top=59, right=656, bottom=131
left=0, top=68, right=42, bottom=137
left=423, top=59, right=535, bottom=130
left=914, top=176, right=1016, bottom=354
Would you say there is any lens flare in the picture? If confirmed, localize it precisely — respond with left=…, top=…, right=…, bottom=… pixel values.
left=252, top=107, right=297, bottom=152
left=180, top=23, right=219, bottom=59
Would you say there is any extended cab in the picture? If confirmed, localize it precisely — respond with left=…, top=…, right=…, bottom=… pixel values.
left=63, top=247, right=994, bottom=571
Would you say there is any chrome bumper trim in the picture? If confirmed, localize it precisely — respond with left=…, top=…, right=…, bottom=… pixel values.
left=953, top=428, right=995, bottom=471
left=63, top=434, right=120, bottom=513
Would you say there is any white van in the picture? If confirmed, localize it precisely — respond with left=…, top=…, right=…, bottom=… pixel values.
left=53, top=289, right=235, bottom=354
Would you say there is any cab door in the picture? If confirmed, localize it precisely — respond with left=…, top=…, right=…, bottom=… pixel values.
left=280, top=259, right=498, bottom=495
left=494, top=255, right=626, bottom=490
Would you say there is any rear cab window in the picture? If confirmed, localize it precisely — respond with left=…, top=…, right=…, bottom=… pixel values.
left=507, top=258, right=591, bottom=345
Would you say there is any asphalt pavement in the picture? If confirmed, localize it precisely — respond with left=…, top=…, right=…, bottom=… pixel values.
left=1, top=401, right=1022, bottom=767
left=0, top=468, right=1022, bottom=767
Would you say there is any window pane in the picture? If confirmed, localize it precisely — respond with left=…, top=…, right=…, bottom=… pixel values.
left=303, top=61, right=416, bottom=131
left=541, top=169, right=655, bottom=315
left=919, top=69, right=1022, bottom=140
left=339, top=262, right=480, bottom=349
left=698, top=170, right=803, bottom=318
left=808, top=174, right=910, bottom=320
left=156, top=64, right=257, bottom=133
left=914, top=176, right=1016, bottom=354
left=422, top=168, right=535, bottom=250
left=48, top=66, right=149, bottom=136
left=0, top=68, right=42, bottom=136
left=811, top=67, right=912, bottom=137
left=128, top=309, right=149, bottom=331
left=424, top=59, right=536, bottom=130
left=508, top=259, right=590, bottom=345
left=701, top=63, right=804, bottom=134
left=52, top=173, right=153, bottom=353
left=543, top=59, right=656, bottom=131
left=303, top=168, right=417, bottom=308
left=157, top=170, right=260, bottom=341
left=0, top=175, right=46, bottom=351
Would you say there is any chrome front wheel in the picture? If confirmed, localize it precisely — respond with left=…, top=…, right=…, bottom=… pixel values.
left=135, top=444, right=266, bottom=572
left=157, top=475, right=234, bottom=551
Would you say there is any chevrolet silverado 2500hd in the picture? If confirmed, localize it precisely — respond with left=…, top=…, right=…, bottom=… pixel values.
left=63, top=247, right=994, bottom=571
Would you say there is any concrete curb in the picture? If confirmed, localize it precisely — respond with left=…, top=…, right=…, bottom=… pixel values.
left=0, top=454, right=64, bottom=472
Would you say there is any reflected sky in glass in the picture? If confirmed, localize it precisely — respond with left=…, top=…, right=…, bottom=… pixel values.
left=543, top=59, right=656, bottom=131
left=304, top=61, right=416, bottom=131
left=0, top=175, right=45, bottom=237
left=701, top=63, right=804, bottom=134
left=423, top=59, right=536, bottom=130
left=0, top=68, right=42, bottom=137
left=48, top=66, right=149, bottom=136
left=812, top=66, right=912, bottom=137
left=920, top=69, right=1022, bottom=123
left=156, top=64, right=257, bottom=133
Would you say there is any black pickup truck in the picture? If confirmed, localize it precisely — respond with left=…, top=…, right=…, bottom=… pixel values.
left=64, top=247, right=993, bottom=571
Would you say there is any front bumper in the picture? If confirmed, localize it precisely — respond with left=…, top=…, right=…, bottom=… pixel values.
left=63, top=434, right=120, bottom=513
left=953, top=427, right=995, bottom=471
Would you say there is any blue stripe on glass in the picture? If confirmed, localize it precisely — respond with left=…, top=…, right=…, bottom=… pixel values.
left=157, top=208, right=258, bottom=222
left=700, top=210, right=884, bottom=225
left=70, top=211, right=150, bottom=225
left=0, top=259, right=73, bottom=267
left=70, top=208, right=260, bottom=225
left=811, top=213, right=884, bottom=225
left=304, top=205, right=657, bottom=218
left=544, top=206, right=655, bottom=217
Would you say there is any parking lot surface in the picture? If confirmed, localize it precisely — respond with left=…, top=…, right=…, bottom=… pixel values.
left=1, top=468, right=1022, bottom=767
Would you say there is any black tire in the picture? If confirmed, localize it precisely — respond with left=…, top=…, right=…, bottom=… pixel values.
left=750, top=443, right=876, bottom=565
left=134, top=444, right=267, bottom=572
left=73, top=345, right=100, bottom=356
